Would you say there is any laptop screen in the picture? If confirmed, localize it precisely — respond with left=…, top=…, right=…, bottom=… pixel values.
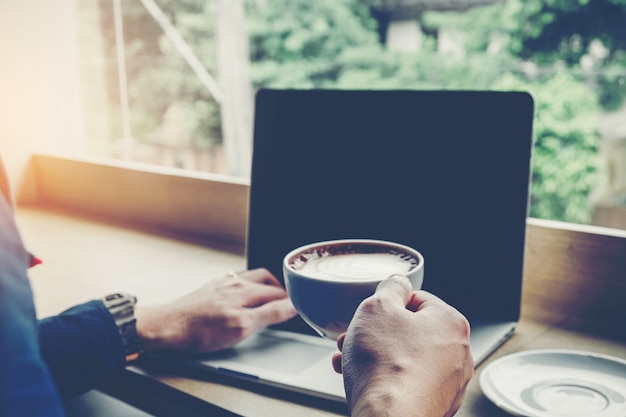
left=247, top=89, right=534, bottom=334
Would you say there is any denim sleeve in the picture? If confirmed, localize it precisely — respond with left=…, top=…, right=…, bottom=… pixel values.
left=0, top=192, right=65, bottom=416
left=38, top=300, right=126, bottom=399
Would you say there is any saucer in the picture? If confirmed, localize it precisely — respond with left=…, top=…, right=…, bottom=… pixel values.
left=479, top=349, right=626, bottom=417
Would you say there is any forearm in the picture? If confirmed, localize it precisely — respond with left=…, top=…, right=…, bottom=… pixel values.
left=38, top=300, right=126, bottom=399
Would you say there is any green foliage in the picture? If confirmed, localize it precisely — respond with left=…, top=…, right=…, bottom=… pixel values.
left=495, top=72, right=602, bottom=223
left=503, top=0, right=626, bottom=110
left=245, top=0, right=379, bottom=87
left=417, top=2, right=611, bottom=222
left=108, top=0, right=221, bottom=148
left=506, top=0, right=626, bottom=60
left=106, top=0, right=625, bottom=224
left=422, top=3, right=513, bottom=53
left=245, top=0, right=517, bottom=91
left=243, top=0, right=612, bottom=223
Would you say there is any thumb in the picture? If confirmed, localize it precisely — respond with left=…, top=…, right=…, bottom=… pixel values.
left=374, top=274, right=413, bottom=307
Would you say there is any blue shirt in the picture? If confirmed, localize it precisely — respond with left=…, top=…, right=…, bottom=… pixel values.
left=0, top=187, right=125, bottom=416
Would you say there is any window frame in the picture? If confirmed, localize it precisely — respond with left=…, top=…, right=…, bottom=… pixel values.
left=21, top=154, right=249, bottom=253
left=20, top=154, right=626, bottom=256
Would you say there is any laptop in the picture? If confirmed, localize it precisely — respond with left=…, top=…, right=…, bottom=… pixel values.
left=158, top=89, right=534, bottom=403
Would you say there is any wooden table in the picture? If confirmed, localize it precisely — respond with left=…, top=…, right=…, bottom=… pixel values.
left=17, top=207, right=626, bottom=417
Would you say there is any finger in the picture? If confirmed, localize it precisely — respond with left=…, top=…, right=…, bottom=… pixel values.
left=239, top=282, right=290, bottom=308
left=406, top=289, right=445, bottom=312
left=240, top=268, right=283, bottom=287
left=336, top=333, right=346, bottom=352
left=374, top=274, right=413, bottom=307
left=331, top=352, right=343, bottom=374
left=406, top=291, right=472, bottom=338
left=248, top=298, right=297, bottom=328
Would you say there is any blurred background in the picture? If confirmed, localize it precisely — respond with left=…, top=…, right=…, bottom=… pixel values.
left=2, top=0, right=626, bottom=228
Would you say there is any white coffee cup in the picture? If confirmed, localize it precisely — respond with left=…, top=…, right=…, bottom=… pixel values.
left=283, top=239, right=424, bottom=340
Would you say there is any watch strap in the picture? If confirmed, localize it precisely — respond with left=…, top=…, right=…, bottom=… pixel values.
left=102, top=293, right=143, bottom=362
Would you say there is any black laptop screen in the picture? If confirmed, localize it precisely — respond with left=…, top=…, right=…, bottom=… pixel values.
left=247, top=89, right=534, bottom=331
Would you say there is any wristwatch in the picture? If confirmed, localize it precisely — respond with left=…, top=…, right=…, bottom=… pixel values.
left=102, top=293, right=143, bottom=362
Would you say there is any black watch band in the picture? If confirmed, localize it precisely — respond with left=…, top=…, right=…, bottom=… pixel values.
left=102, top=293, right=143, bottom=362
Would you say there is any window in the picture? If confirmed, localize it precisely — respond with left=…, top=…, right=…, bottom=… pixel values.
left=9, top=0, right=626, bottom=230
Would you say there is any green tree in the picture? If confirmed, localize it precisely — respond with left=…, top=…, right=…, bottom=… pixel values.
left=245, top=0, right=608, bottom=223
left=100, top=0, right=612, bottom=223
left=421, top=1, right=611, bottom=222
left=495, top=73, right=602, bottom=223
left=245, top=0, right=379, bottom=88
left=502, top=0, right=626, bottom=110
left=98, top=0, right=221, bottom=148
left=245, top=0, right=517, bottom=91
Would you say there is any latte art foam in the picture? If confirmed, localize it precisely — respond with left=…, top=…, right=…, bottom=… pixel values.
left=297, top=252, right=416, bottom=281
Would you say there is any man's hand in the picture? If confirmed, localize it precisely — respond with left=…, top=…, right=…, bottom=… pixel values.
left=332, top=275, right=474, bottom=417
left=135, top=268, right=297, bottom=353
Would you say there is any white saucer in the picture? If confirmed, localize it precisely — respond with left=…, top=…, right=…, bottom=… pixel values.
left=479, top=349, right=626, bottom=417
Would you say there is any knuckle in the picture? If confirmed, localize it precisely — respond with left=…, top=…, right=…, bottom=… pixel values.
left=358, top=295, right=385, bottom=314
left=224, top=310, right=252, bottom=331
left=441, top=304, right=471, bottom=339
left=459, top=315, right=471, bottom=338
left=227, top=279, right=246, bottom=290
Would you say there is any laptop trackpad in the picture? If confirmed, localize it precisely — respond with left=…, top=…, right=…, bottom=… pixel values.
left=202, top=331, right=334, bottom=376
